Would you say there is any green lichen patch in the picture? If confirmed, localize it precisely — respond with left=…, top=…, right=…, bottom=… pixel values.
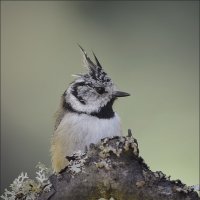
left=1, top=163, right=52, bottom=200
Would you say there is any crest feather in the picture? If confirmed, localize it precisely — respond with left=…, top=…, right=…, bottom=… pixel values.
left=72, top=74, right=83, bottom=78
left=92, top=51, right=102, bottom=69
left=77, top=45, right=111, bottom=83
left=78, top=44, right=96, bottom=71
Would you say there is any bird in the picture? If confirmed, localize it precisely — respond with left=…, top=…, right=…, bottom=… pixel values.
left=51, top=45, right=130, bottom=173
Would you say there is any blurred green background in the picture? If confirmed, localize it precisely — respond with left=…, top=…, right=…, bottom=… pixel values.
left=1, top=1, right=199, bottom=193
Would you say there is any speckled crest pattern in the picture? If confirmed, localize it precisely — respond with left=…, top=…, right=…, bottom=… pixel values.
left=76, top=45, right=113, bottom=87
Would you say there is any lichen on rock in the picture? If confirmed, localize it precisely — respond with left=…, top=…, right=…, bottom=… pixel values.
left=37, top=130, right=200, bottom=200
left=65, top=150, right=88, bottom=176
left=1, top=163, right=52, bottom=200
left=2, top=130, right=199, bottom=200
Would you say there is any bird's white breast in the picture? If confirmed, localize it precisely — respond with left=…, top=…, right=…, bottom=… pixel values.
left=55, top=112, right=122, bottom=156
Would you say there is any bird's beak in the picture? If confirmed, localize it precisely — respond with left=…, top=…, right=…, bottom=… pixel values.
left=113, top=91, right=130, bottom=98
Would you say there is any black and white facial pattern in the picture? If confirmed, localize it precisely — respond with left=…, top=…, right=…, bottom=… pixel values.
left=63, top=46, right=119, bottom=118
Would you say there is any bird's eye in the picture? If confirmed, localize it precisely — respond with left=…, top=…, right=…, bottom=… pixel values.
left=96, top=87, right=105, bottom=94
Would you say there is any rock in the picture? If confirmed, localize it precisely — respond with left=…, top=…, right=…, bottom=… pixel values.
left=37, top=133, right=200, bottom=200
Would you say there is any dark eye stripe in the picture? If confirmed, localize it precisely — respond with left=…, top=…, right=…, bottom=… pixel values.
left=76, top=82, right=85, bottom=87
left=71, top=83, right=86, bottom=104
left=95, top=87, right=105, bottom=94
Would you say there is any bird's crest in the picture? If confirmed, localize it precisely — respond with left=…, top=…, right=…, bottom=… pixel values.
left=76, top=45, right=112, bottom=86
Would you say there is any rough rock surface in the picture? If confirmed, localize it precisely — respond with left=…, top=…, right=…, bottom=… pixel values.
left=37, top=131, right=199, bottom=200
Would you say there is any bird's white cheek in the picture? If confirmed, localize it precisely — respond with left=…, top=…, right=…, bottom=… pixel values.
left=66, top=94, right=100, bottom=113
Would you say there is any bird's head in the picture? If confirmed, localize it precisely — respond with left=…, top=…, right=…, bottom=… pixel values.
left=63, top=46, right=130, bottom=118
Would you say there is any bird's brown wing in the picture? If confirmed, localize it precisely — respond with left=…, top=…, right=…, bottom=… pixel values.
left=52, top=95, right=69, bottom=173
left=54, top=95, right=67, bottom=131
